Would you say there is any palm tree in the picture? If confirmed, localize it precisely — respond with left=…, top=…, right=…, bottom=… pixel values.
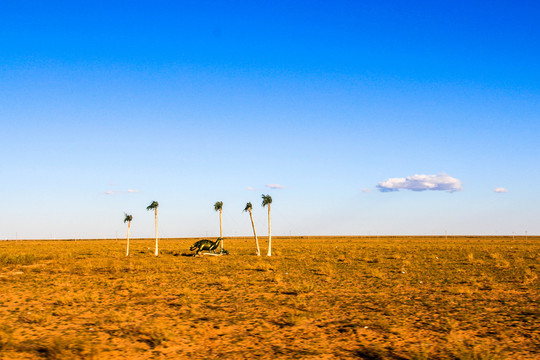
left=124, top=213, right=133, bottom=256
left=243, top=202, right=260, bottom=256
left=261, top=194, right=272, bottom=256
left=214, top=201, right=223, bottom=252
left=146, top=201, right=159, bottom=256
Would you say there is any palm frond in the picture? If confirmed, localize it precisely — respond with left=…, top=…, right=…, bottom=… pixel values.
left=214, top=201, right=223, bottom=211
left=124, top=213, right=133, bottom=223
left=243, top=202, right=252, bottom=212
left=146, top=201, right=159, bottom=210
left=261, top=194, right=272, bottom=207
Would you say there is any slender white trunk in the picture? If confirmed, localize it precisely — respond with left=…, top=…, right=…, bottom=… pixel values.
left=126, top=221, right=131, bottom=256
left=219, top=209, right=223, bottom=251
left=154, top=208, right=159, bottom=256
left=249, top=209, right=260, bottom=256
left=267, top=204, right=272, bottom=256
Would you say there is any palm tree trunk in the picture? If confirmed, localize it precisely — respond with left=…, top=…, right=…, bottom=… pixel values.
left=126, top=221, right=131, bottom=256
left=248, top=209, right=260, bottom=256
left=154, top=208, right=159, bottom=256
left=219, top=208, right=223, bottom=251
left=267, top=203, right=272, bottom=256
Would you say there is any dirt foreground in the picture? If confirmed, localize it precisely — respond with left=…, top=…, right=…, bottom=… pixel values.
left=0, top=236, right=538, bottom=359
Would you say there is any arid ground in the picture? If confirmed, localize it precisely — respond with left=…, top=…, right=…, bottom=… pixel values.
left=0, top=236, right=538, bottom=359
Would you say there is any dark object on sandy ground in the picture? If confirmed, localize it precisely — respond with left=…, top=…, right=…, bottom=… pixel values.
left=190, top=237, right=223, bottom=255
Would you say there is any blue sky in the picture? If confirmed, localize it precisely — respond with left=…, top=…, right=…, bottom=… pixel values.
left=1, top=1, right=539, bottom=239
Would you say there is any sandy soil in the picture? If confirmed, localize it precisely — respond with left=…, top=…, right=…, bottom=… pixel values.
left=0, top=236, right=538, bottom=359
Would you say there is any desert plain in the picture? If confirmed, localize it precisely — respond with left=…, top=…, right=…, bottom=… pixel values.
left=0, top=236, right=538, bottom=359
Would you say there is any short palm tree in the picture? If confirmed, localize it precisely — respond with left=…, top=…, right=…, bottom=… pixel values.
left=124, top=213, right=133, bottom=256
left=146, top=201, right=159, bottom=256
left=243, top=202, right=260, bottom=256
left=261, top=194, right=272, bottom=256
left=214, top=201, right=223, bottom=252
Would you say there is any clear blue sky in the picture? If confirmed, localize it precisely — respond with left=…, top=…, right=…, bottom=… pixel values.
left=1, top=1, right=539, bottom=239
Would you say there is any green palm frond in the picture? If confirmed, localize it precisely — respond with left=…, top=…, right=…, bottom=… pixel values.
left=243, top=202, right=252, bottom=212
left=124, top=213, right=133, bottom=223
left=261, top=194, right=272, bottom=207
left=146, top=201, right=159, bottom=210
left=214, top=201, right=223, bottom=211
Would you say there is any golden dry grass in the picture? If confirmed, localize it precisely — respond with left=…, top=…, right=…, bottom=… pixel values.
left=0, top=236, right=538, bottom=359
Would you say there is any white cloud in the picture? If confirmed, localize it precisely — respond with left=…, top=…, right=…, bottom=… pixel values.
left=104, top=189, right=140, bottom=195
left=494, top=187, right=508, bottom=193
left=266, top=184, right=285, bottom=189
left=377, top=173, right=462, bottom=193
left=361, top=188, right=371, bottom=193
left=246, top=187, right=256, bottom=191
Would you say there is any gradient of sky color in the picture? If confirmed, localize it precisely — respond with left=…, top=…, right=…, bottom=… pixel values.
left=1, top=1, right=539, bottom=239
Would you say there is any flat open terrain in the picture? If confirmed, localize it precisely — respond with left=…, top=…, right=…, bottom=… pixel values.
left=0, top=236, right=538, bottom=359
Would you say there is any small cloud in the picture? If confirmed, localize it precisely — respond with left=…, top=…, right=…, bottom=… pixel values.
left=377, top=173, right=462, bottom=193
left=104, top=189, right=140, bottom=195
left=361, top=188, right=371, bottom=193
left=246, top=187, right=256, bottom=191
left=266, top=184, right=285, bottom=189
left=494, top=187, right=508, bottom=193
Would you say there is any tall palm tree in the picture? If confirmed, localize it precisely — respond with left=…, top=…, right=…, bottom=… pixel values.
left=243, top=202, right=260, bottom=256
left=146, top=201, right=159, bottom=256
left=261, top=194, right=272, bottom=256
left=214, top=201, right=223, bottom=252
left=124, top=213, right=133, bottom=256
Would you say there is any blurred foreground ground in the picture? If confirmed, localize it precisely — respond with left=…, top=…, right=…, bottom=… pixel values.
left=0, top=236, right=538, bottom=359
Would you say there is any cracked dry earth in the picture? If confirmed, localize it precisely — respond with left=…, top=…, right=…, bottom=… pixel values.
left=0, top=236, right=539, bottom=359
